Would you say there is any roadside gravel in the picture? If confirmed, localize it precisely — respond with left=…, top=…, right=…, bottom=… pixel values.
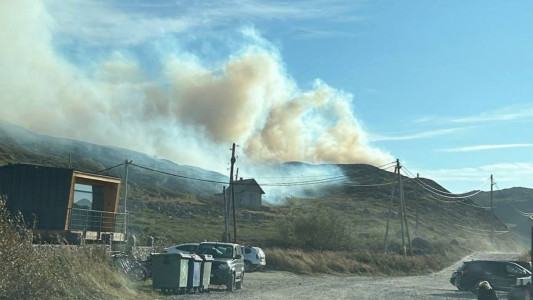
left=161, top=252, right=517, bottom=300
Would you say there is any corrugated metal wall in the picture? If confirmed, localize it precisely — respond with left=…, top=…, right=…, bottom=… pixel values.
left=0, top=164, right=73, bottom=230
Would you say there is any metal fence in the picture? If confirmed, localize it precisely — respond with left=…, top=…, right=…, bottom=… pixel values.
left=68, top=208, right=126, bottom=234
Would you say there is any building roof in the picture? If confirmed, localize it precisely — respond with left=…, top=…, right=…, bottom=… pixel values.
left=232, top=178, right=265, bottom=194
left=0, top=163, right=121, bottom=182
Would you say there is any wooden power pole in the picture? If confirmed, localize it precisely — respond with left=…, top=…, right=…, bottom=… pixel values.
left=229, top=143, right=237, bottom=243
left=223, top=186, right=229, bottom=242
left=383, top=166, right=397, bottom=252
left=491, top=174, right=494, bottom=245
left=397, top=159, right=412, bottom=256
left=123, top=160, right=132, bottom=237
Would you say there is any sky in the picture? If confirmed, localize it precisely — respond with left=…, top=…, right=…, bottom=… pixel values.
left=1, top=0, right=532, bottom=193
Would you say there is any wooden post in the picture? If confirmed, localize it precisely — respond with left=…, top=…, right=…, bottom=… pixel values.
left=383, top=166, right=397, bottom=251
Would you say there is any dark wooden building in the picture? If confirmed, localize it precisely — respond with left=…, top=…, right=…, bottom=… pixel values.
left=215, top=178, right=265, bottom=207
left=0, top=164, right=125, bottom=242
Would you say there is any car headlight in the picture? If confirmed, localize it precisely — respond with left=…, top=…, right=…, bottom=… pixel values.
left=218, top=264, right=229, bottom=270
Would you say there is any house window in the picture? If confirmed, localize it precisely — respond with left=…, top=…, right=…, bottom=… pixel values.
left=73, top=183, right=104, bottom=211
left=73, top=184, right=93, bottom=209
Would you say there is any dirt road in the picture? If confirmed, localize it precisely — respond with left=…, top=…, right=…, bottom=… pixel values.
left=164, top=253, right=517, bottom=300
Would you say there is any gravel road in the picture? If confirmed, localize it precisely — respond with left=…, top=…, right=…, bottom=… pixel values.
left=162, top=252, right=518, bottom=300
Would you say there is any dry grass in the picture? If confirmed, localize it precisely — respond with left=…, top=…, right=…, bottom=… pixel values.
left=0, top=196, right=137, bottom=300
left=265, top=247, right=466, bottom=276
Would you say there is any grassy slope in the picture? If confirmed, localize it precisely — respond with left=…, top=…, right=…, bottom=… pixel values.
left=0, top=122, right=525, bottom=281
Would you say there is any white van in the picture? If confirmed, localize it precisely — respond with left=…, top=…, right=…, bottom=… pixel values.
left=241, top=245, right=266, bottom=272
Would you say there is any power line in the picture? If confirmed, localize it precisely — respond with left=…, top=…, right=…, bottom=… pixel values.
left=415, top=186, right=490, bottom=209
left=401, top=168, right=487, bottom=199
left=402, top=166, right=490, bottom=197
left=130, top=163, right=228, bottom=184
left=94, top=162, right=126, bottom=174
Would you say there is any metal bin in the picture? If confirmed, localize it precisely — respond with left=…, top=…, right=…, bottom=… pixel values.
left=198, top=254, right=214, bottom=293
left=151, top=252, right=191, bottom=295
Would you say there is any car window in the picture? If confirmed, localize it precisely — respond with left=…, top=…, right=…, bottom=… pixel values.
left=245, top=248, right=252, bottom=254
left=507, top=264, right=528, bottom=276
left=197, top=244, right=233, bottom=258
left=478, top=262, right=498, bottom=274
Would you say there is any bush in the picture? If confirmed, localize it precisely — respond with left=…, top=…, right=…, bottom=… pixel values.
left=0, top=196, right=136, bottom=299
left=280, top=209, right=355, bottom=251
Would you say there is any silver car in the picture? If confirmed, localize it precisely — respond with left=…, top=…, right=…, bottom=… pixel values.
left=163, top=243, right=199, bottom=254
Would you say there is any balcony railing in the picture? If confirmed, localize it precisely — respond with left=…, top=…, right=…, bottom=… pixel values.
left=68, top=208, right=126, bottom=234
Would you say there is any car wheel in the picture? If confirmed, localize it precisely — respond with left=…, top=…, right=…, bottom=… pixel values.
left=244, top=261, right=252, bottom=272
left=236, top=273, right=243, bottom=290
left=227, top=273, right=236, bottom=291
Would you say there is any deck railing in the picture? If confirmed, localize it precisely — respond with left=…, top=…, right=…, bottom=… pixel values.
left=68, top=208, right=126, bottom=234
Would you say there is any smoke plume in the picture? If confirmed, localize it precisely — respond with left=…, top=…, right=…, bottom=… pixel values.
left=0, top=0, right=392, bottom=175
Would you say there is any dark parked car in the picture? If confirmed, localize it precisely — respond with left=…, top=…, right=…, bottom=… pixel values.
left=450, top=260, right=531, bottom=294
left=196, top=242, right=245, bottom=291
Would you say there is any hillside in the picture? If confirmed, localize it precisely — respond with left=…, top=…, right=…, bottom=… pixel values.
left=0, top=119, right=227, bottom=198
left=471, top=187, right=533, bottom=245
left=0, top=119, right=521, bottom=252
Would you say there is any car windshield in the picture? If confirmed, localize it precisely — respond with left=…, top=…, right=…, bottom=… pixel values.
left=197, top=244, right=233, bottom=258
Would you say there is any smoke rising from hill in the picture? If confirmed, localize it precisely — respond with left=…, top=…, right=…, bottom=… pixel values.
left=0, top=0, right=392, bottom=174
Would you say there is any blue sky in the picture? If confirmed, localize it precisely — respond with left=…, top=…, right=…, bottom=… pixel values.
left=1, top=0, right=532, bottom=193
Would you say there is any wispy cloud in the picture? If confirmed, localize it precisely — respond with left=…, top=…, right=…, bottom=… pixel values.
left=289, top=28, right=360, bottom=40
left=371, top=127, right=462, bottom=142
left=451, top=104, right=533, bottom=123
left=439, top=143, right=533, bottom=152
left=46, top=0, right=366, bottom=45
left=409, top=162, right=533, bottom=192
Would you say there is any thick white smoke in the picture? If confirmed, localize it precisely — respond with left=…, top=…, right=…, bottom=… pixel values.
left=0, top=0, right=393, bottom=175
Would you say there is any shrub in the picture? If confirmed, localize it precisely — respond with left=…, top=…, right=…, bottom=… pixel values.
left=0, top=196, right=136, bottom=299
left=280, top=209, right=355, bottom=251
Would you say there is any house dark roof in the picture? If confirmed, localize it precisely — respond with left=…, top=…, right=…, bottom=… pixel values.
left=232, top=178, right=265, bottom=194
left=212, top=178, right=265, bottom=196
left=0, top=163, right=121, bottom=182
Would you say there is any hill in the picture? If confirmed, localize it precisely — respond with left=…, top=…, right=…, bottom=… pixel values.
left=0, top=119, right=521, bottom=253
left=471, top=187, right=533, bottom=246
left=0, top=119, right=227, bottom=198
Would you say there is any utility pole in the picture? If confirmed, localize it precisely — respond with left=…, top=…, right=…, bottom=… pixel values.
left=491, top=174, right=494, bottom=245
left=383, top=166, right=397, bottom=252
left=223, top=186, right=229, bottom=242
left=229, top=143, right=237, bottom=243
left=415, top=173, right=419, bottom=235
left=397, top=159, right=412, bottom=256
left=123, top=160, right=132, bottom=237
left=396, top=160, right=406, bottom=255
left=235, top=168, right=239, bottom=181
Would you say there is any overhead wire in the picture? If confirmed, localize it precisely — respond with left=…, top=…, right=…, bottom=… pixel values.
left=94, top=162, right=126, bottom=174
left=402, top=166, right=490, bottom=198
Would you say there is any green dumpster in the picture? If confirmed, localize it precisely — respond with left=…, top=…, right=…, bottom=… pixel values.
left=151, top=252, right=191, bottom=295
left=198, top=254, right=214, bottom=293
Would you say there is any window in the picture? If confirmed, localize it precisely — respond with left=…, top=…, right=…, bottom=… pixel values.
left=73, top=183, right=104, bottom=210
left=507, top=264, right=528, bottom=276
left=73, top=184, right=93, bottom=209
left=197, top=244, right=233, bottom=258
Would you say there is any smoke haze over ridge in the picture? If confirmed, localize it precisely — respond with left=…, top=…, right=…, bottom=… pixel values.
left=0, top=0, right=393, bottom=174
